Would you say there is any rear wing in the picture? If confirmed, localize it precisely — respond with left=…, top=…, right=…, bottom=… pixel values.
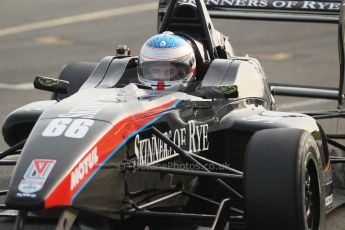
left=159, top=0, right=340, bottom=22
left=158, top=0, right=345, bottom=108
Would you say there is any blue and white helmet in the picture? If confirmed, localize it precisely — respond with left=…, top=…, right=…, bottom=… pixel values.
left=138, top=32, right=196, bottom=91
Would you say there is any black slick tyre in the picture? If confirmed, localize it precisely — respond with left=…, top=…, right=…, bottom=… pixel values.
left=244, top=128, right=325, bottom=230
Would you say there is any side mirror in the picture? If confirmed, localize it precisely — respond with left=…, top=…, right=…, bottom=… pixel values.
left=33, top=76, right=69, bottom=94
left=196, top=85, right=238, bottom=99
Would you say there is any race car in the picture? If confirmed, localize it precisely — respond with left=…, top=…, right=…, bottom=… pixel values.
left=1, top=0, right=345, bottom=229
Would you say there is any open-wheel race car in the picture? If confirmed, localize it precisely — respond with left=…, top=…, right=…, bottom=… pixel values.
left=2, top=0, right=345, bottom=229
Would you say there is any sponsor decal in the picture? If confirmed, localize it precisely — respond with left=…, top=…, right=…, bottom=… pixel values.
left=325, top=194, right=333, bottom=206
left=212, top=85, right=238, bottom=97
left=59, top=103, right=106, bottom=119
left=134, top=121, right=209, bottom=165
left=16, top=193, right=37, bottom=198
left=38, top=78, right=59, bottom=87
left=324, top=170, right=332, bottom=186
left=178, top=0, right=340, bottom=11
left=42, top=103, right=107, bottom=138
left=18, top=159, right=56, bottom=194
left=70, top=147, right=99, bottom=191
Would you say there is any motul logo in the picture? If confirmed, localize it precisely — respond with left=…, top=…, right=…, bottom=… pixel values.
left=70, top=147, right=99, bottom=191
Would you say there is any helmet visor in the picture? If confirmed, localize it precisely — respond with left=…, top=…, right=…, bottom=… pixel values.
left=139, top=61, right=190, bottom=81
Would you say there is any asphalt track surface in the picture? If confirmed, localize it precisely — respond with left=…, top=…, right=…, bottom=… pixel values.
left=0, top=0, right=344, bottom=229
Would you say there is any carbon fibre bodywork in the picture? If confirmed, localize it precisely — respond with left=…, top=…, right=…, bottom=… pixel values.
left=2, top=55, right=331, bottom=218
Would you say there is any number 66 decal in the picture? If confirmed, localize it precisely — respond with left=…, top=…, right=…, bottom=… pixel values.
left=42, top=118, right=94, bottom=138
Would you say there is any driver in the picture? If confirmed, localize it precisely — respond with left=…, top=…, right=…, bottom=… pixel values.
left=138, top=32, right=196, bottom=91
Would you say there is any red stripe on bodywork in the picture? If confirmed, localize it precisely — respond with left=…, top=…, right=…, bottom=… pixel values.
left=44, top=100, right=177, bottom=208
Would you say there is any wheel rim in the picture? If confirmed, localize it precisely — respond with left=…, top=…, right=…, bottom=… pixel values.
left=304, top=162, right=320, bottom=230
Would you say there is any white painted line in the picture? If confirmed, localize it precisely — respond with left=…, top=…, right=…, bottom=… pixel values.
left=278, top=99, right=333, bottom=110
left=257, top=52, right=293, bottom=61
left=0, top=2, right=157, bottom=38
left=0, top=82, right=33, bottom=90
left=35, top=36, right=74, bottom=46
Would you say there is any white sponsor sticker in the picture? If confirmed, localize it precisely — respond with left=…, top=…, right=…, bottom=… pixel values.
left=325, top=194, right=333, bottom=206
left=16, top=193, right=37, bottom=198
left=134, top=121, right=209, bottom=165
left=70, top=147, right=99, bottom=191
left=178, top=0, right=340, bottom=11
left=59, top=103, right=106, bottom=119
left=18, top=159, right=56, bottom=194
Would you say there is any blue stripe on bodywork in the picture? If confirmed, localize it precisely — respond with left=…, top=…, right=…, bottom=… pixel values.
left=71, top=99, right=182, bottom=204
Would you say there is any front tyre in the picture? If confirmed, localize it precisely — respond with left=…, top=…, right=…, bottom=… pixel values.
left=244, top=128, right=325, bottom=230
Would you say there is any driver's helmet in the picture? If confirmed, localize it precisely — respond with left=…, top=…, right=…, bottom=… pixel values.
left=138, top=32, right=196, bottom=91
